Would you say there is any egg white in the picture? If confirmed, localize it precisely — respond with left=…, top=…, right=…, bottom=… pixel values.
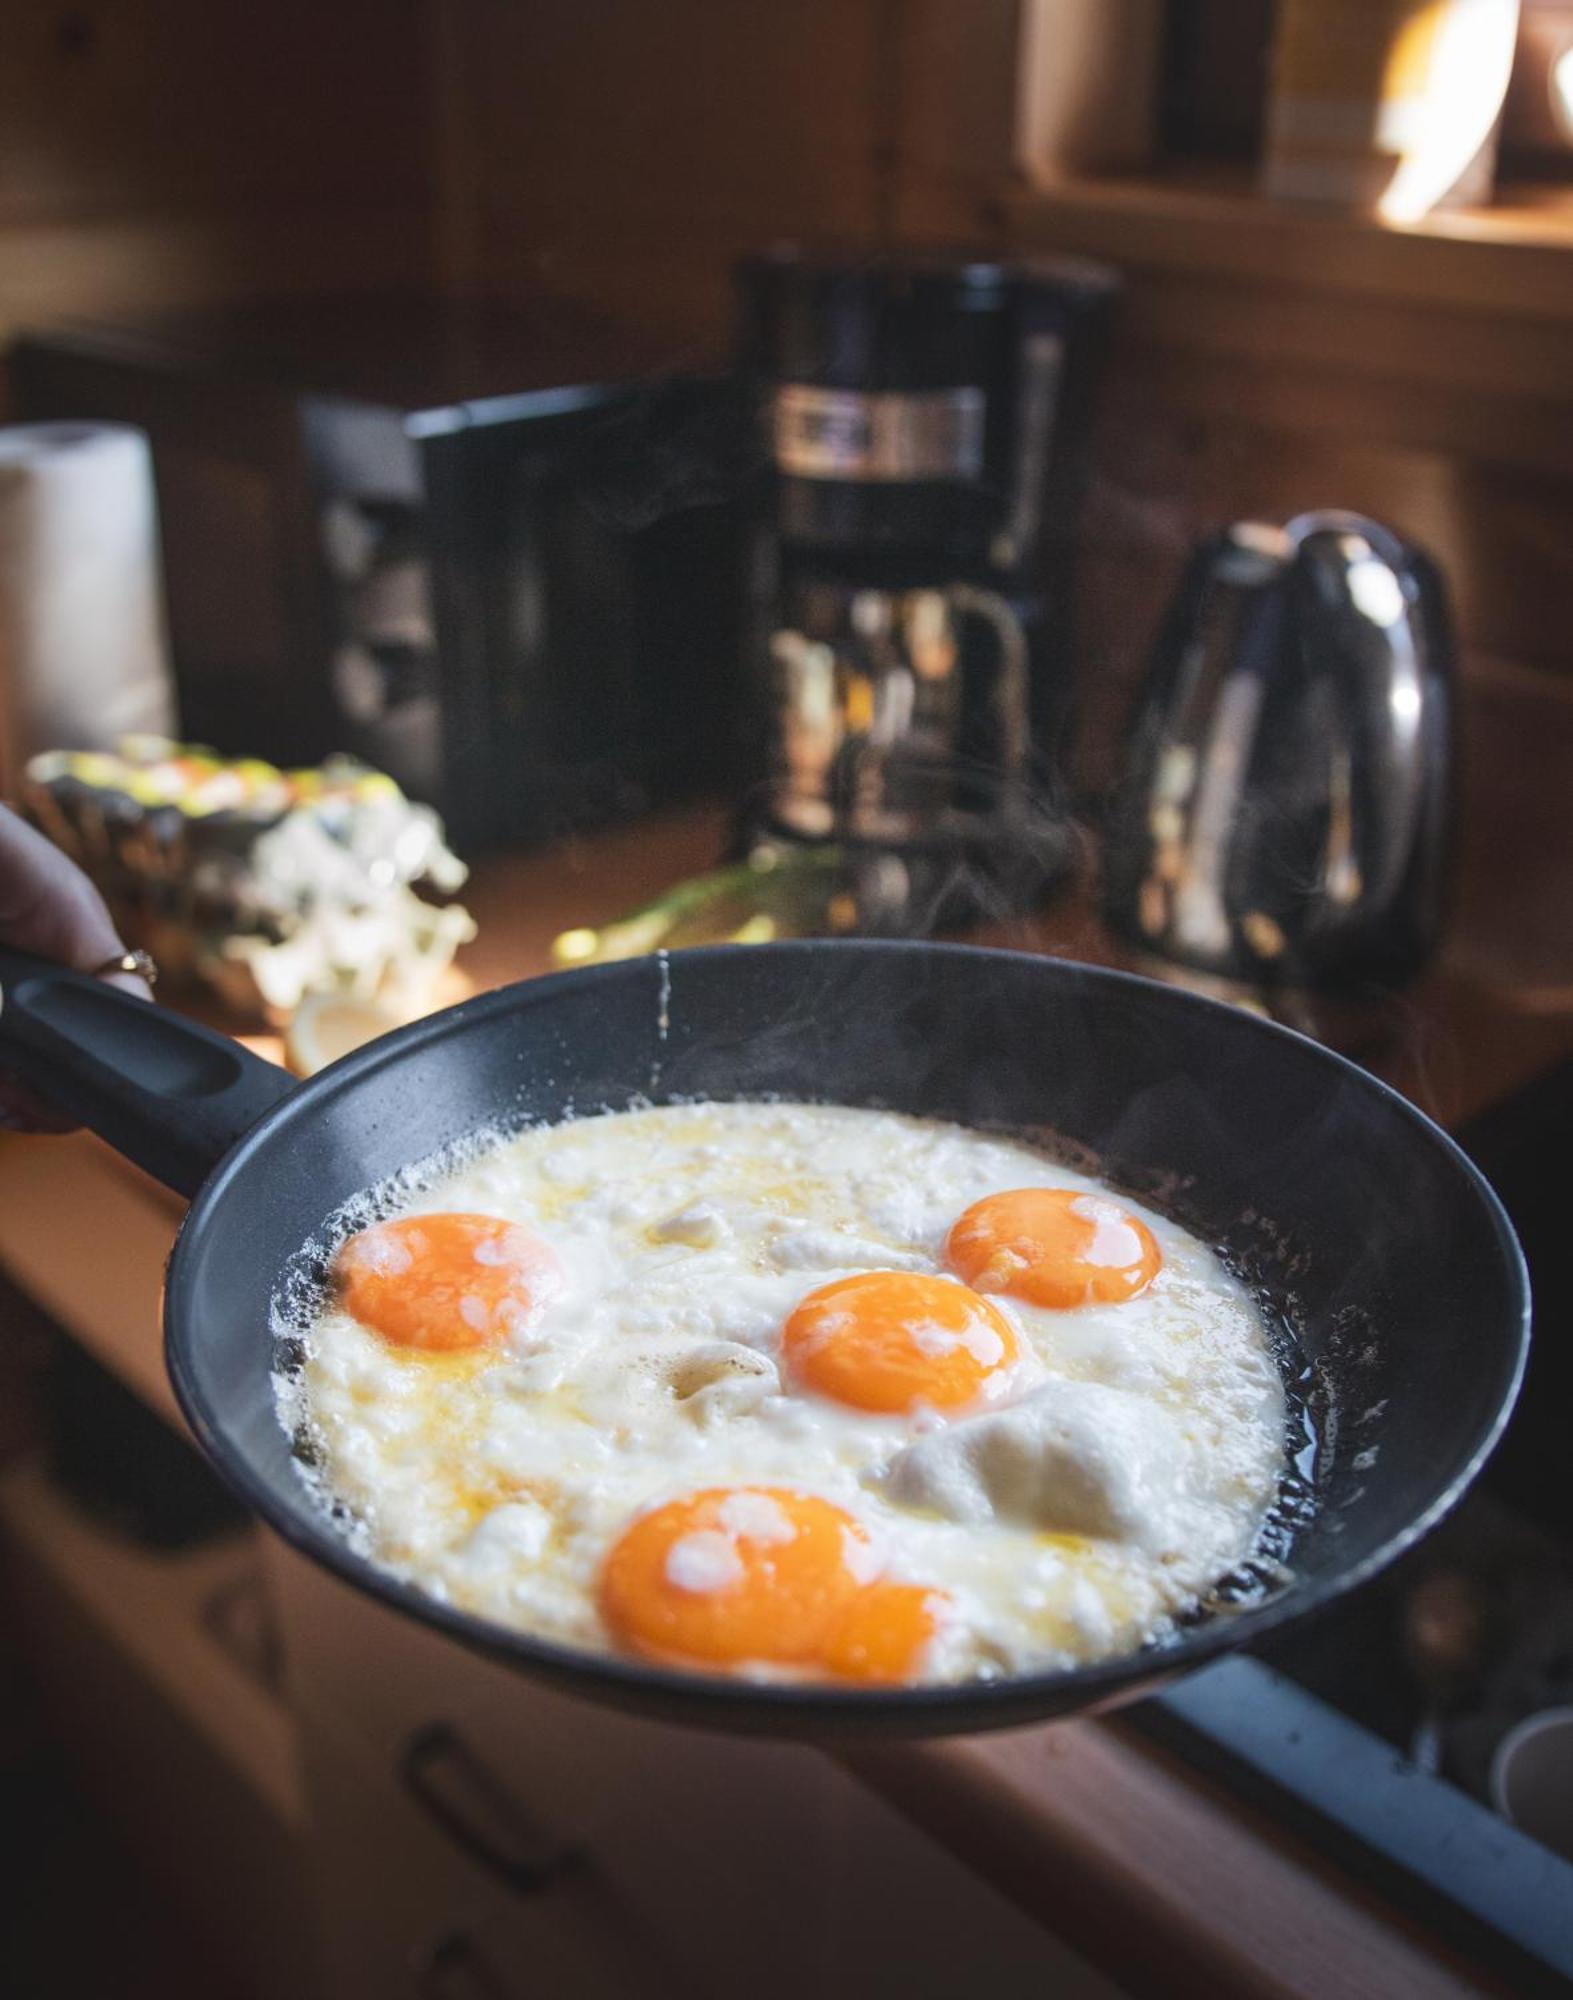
left=285, top=1102, right=1287, bottom=1683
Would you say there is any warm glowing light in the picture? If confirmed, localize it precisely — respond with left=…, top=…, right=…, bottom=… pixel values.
left=1346, top=555, right=1406, bottom=628
left=1376, top=0, right=1519, bottom=225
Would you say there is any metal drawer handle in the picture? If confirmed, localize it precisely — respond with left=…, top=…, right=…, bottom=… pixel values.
left=417, top=1931, right=516, bottom=2000
left=401, top=1721, right=582, bottom=1896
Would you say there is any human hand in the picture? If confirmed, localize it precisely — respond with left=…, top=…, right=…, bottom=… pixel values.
left=0, top=803, right=152, bottom=1130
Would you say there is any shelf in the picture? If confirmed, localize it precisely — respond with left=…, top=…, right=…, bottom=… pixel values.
left=1006, top=163, right=1573, bottom=320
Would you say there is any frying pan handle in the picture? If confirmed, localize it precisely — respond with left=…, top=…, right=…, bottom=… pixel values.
left=0, top=947, right=296, bottom=1199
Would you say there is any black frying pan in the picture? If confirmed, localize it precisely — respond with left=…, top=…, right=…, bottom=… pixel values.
left=0, top=939, right=1530, bottom=1737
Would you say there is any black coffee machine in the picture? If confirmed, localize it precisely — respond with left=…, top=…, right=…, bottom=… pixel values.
left=735, top=247, right=1116, bottom=926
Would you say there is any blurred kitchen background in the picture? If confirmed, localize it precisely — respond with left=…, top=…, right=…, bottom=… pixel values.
left=1, top=3, right=1573, bottom=1996
left=0, top=1, right=1568, bottom=980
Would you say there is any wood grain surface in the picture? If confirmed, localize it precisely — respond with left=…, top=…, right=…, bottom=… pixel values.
left=844, top=1722, right=1516, bottom=1999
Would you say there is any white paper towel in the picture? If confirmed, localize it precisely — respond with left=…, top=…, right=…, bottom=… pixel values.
left=0, top=422, right=178, bottom=792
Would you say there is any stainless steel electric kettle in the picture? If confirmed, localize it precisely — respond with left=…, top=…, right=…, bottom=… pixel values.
left=1102, top=511, right=1456, bottom=992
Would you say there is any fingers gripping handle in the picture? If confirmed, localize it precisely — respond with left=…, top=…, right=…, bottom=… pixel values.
left=0, top=947, right=296, bottom=1197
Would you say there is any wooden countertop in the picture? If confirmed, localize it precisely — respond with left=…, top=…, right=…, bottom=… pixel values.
left=456, top=801, right=1573, bottom=1136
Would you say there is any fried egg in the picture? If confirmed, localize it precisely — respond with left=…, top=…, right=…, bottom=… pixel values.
left=282, top=1103, right=1288, bottom=1686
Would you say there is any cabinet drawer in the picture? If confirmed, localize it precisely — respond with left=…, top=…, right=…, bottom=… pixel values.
left=302, top=1701, right=680, bottom=2000
left=270, top=1537, right=684, bottom=1836
left=270, top=1539, right=1121, bottom=1998
left=269, top=1540, right=837, bottom=1990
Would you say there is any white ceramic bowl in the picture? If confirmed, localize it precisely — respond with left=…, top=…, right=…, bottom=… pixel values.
left=1490, top=1706, right=1573, bottom=1862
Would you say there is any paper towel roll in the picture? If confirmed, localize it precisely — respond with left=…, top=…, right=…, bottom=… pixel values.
left=0, top=422, right=178, bottom=792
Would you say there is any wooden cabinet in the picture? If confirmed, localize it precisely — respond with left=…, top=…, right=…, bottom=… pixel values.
left=267, top=1538, right=1121, bottom=1999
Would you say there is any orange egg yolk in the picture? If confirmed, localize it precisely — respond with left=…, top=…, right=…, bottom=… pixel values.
left=598, top=1487, right=942, bottom=1683
left=781, top=1271, right=1017, bottom=1414
left=334, top=1212, right=562, bottom=1352
left=819, top=1581, right=944, bottom=1684
left=945, top=1187, right=1161, bottom=1309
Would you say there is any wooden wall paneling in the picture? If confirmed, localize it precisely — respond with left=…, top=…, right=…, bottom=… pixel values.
left=885, top=0, right=1022, bottom=243
left=0, top=0, right=438, bottom=346
left=475, top=226, right=740, bottom=358
left=1119, top=340, right=1573, bottom=480
left=425, top=0, right=485, bottom=299
left=0, top=0, right=433, bottom=220
left=459, top=0, right=885, bottom=231
left=449, top=0, right=889, bottom=346
left=1120, top=267, right=1573, bottom=407
left=1077, top=281, right=1573, bottom=657
left=1438, top=467, right=1573, bottom=675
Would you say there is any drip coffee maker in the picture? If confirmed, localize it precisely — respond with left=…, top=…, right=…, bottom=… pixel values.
left=735, top=247, right=1116, bottom=926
